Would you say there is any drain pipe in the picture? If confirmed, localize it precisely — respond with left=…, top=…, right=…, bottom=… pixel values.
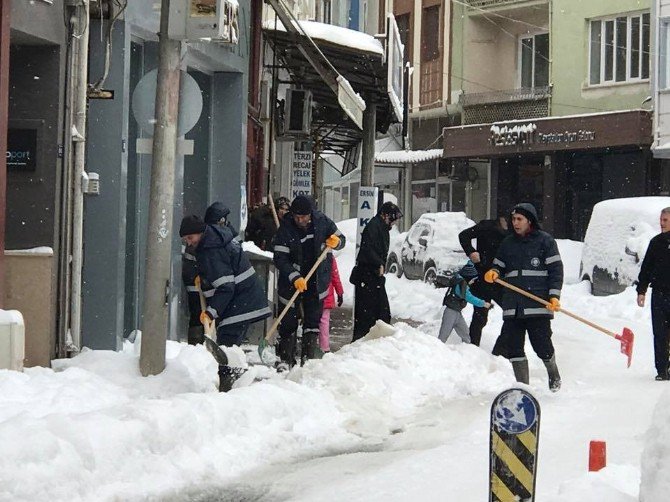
left=68, top=0, right=90, bottom=353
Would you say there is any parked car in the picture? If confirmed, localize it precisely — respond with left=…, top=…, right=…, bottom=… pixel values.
left=580, top=197, right=670, bottom=296
left=386, top=212, right=474, bottom=284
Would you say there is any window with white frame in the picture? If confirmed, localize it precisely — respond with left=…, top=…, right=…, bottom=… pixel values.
left=520, top=33, right=549, bottom=88
left=660, top=18, right=670, bottom=89
left=589, top=12, right=650, bottom=85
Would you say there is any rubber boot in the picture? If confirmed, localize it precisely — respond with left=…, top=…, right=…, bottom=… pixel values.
left=300, top=329, right=323, bottom=366
left=187, top=325, right=205, bottom=346
left=511, top=358, right=529, bottom=385
left=543, top=354, right=562, bottom=392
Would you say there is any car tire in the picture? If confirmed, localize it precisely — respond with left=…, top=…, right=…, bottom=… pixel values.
left=423, top=264, right=438, bottom=285
left=386, top=253, right=403, bottom=278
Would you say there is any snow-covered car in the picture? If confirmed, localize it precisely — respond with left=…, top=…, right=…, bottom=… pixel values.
left=580, top=197, right=670, bottom=296
left=386, top=212, right=474, bottom=284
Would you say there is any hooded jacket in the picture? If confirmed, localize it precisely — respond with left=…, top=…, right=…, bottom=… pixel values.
left=196, top=225, right=271, bottom=327
left=491, top=204, right=563, bottom=320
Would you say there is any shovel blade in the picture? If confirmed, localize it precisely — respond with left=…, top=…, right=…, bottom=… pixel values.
left=204, top=336, right=229, bottom=366
left=616, top=328, right=635, bottom=368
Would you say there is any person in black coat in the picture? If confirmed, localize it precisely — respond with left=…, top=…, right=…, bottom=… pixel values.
left=458, top=215, right=509, bottom=350
left=351, top=202, right=403, bottom=341
left=484, top=203, right=564, bottom=391
left=182, top=202, right=238, bottom=345
left=180, top=215, right=272, bottom=391
left=636, top=207, right=670, bottom=381
left=245, top=197, right=290, bottom=251
left=272, top=195, right=345, bottom=367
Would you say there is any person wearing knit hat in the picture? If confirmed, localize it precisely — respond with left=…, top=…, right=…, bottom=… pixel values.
left=438, top=261, right=491, bottom=344
left=484, top=201, right=564, bottom=391
left=180, top=214, right=208, bottom=346
left=188, top=215, right=271, bottom=391
left=272, top=194, right=346, bottom=368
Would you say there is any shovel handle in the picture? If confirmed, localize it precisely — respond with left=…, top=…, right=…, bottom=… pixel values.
left=195, top=276, right=217, bottom=341
left=495, top=278, right=618, bottom=339
left=264, top=245, right=331, bottom=343
left=268, top=193, right=280, bottom=229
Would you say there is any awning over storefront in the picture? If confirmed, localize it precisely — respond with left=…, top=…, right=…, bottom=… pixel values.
left=375, top=148, right=443, bottom=165
left=442, top=109, right=652, bottom=158
left=264, top=18, right=397, bottom=171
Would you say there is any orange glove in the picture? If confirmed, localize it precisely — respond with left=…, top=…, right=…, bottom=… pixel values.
left=325, top=234, right=340, bottom=249
left=294, top=277, right=307, bottom=292
left=484, top=269, right=499, bottom=284
left=200, top=310, right=213, bottom=325
left=546, top=298, right=561, bottom=312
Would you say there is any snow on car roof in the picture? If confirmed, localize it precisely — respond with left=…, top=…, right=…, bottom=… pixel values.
left=416, top=211, right=474, bottom=248
left=582, top=197, right=670, bottom=284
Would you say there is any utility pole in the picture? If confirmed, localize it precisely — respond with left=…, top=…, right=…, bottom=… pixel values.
left=70, top=0, right=90, bottom=350
left=139, top=0, right=182, bottom=376
left=361, top=95, right=376, bottom=186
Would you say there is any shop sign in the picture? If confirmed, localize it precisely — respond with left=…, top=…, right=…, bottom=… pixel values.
left=356, top=187, right=378, bottom=249
left=7, top=128, right=37, bottom=171
left=490, top=123, right=596, bottom=147
left=291, top=150, right=313, bottom=198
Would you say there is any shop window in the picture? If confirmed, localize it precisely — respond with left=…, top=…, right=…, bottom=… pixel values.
left=520, top=33, right=549, bottom=88
left=411, top=182, right=437, bottom=222
left=589, top=12, right=650, bottom=85
left=660, top=18, right=670, bottom=90
left=413, top=160, right=437, bottom=181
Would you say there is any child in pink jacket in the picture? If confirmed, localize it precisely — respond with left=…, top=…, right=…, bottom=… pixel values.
left=320, top=255, right=344, bottom=352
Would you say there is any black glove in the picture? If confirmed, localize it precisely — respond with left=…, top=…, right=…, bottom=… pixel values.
left=337, top=295, right=343, bottom=307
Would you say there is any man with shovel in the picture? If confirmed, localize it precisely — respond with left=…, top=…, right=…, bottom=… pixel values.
left=272, top=195, right=345, bottom=368
left=484, top=203, right=564, bottom=391
left=179, top=215, right=272, bottom=391
left=636, top=207, right=670, bottom=381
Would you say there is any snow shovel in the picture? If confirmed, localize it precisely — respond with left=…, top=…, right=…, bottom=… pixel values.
left=258, top=246, right=331, bottom=364
left=195, top=276, right=229, bottom=366
left=495, top=278, right=634, bottom=367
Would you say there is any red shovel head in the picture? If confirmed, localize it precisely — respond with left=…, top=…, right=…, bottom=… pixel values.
left=615, top=328, right=635, bottom=368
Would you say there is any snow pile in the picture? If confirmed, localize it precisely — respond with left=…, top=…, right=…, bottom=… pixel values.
left=0, top=324, right=512, bottom=501
left=639, top=388, right=670, bottom=501
left=581, top=197, right=670, bottom=286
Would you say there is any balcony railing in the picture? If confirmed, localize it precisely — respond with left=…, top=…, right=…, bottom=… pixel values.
left=459, top=86, right=552, bottom=125
left=466, top=0, right=547, bottom=10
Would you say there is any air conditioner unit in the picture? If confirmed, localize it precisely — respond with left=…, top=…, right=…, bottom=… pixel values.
left=0, top=311, right=25, bottom=371
left=170, top=0, right=239, bottom=44
left=279, top=88, right=312, bottom=139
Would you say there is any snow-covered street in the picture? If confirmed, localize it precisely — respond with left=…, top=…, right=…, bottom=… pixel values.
left=1, top=269, right=669, bottom=501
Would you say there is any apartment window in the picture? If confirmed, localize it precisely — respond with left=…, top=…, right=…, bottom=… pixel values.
left=396, top=13, right=411, bottom=63
left=589, top=12, right=650, bottom=85
left=661, top=18, right=670, bottom=89
left=421, top=5, right=440, bottom=63
left=520, top=33, right=549, bottom=88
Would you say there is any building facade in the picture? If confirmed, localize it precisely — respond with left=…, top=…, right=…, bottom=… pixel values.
left=441, top=0, right=663, bottom=240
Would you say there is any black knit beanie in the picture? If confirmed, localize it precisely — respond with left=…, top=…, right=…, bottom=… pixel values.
left=290, top=195, right=313, bottom=216
left=179, top=215, right=206, bottom=237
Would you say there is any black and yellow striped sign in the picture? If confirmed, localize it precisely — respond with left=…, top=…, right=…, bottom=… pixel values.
left=489, top=388, right=541, bottom=502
